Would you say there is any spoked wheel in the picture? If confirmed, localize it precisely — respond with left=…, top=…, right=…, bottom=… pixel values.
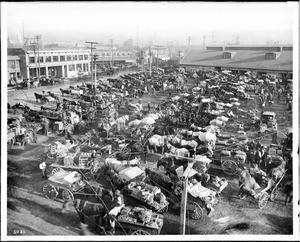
left=56, top=129, right=65, bottom=135
left=78, top=122, right=85, bottom=132
left=132, top=142, right=144, bottom=153
left=43, top=183, right=58, bottom=199
left=51, top=167, right=65, bottom=176
left=222, top=160, right=238, bottom=175
left=157, top=204, right=168, bottom=213
left=62, top=189, right=74, bottom=201
left=131, top=230, right=150, bottom=235
left=258, top=192, right=269, bottom=209
left=187, top=201, right=203, bottom=220
left=121, top=146, right=131, bottom=154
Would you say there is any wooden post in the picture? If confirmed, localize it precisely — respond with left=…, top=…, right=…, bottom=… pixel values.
left=179, top=162, right=194, bottom=235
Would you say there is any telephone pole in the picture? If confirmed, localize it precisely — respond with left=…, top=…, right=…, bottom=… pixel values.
left=109, top=39, right=114, bottom=67
left=93, top=54, right=98, bottom=95
left=187, top=36, right=192, bottom=49
left=34, top=35, right=42, bottom=81
left=149, top=41, right=152, bottom=76
left=203, top=35, right=206, bottom=50
left=86, top=41, right=98, bottom=94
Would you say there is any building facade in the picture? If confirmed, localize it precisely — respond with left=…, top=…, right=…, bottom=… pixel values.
left=7, top=56, right=22, bottom=85
left=8, top=48, right=91, bottom=79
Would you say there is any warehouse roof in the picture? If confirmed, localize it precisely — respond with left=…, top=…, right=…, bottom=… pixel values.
left=180, top=49, right=293, bottom=71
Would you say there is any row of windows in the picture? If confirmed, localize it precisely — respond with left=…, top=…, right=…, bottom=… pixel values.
left=99, top=52, right=132, bottom=57
left=68, top=63, right=89, bottom=72
left=29, top=54, right=89, bottom=64
left=8, top=60, right=20, bottom=69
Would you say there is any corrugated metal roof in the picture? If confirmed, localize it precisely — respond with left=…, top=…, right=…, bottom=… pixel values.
left=180, top=49, right=292, bottom=71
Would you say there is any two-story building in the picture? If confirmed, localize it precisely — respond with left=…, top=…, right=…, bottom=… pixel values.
left=8, top=48, right=91, bottom=79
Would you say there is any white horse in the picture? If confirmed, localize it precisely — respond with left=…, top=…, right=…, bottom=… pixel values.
left=116, top=115, right=129, bottom=131
left=166, top=143, right=190, bottom=157
left=128, top=119, right=141, bottom=128
left=147, top=135, right=169, bottom=153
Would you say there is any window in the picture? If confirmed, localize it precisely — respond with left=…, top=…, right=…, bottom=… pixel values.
left=76, top=64, right=82, bottom=71
left=53, top=56, right=59, bottom=62
left=15, top=61, right=20, bottom=69
left=46, top=56, right=52, bottom=62
left=8, top=60, right=15, bottom=69
left=69, top=64, right=75, bottom=71
left=39, top=57, right=44, bottom=63
left=265, top=53, right=275, bottom=60
left=79, top=55, right=83, bottom=60
left=84, top=54, right=88, bottom=60
left=29, top=57, right=35, bottom=63
left=60, top=55, right=65, bottom=62
left=73, top=55, right=78, bottom=60
left=67, top=55, right=72, bottom=61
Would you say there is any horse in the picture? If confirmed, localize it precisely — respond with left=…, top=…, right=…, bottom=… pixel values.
left=146, top=135, right=169, bottom=154
left=83, top=180, right=114, bottom=203
left=145, top=168, right=174, bottom=192
left=62, top=199, right=108, bottom=232
left=60, top=88, right=71, bottom=96
left=165, top=143, right=190, bottom=158
left=34, top=92, right=44, bottom=102
left=238, top=169, right=261, bottom=198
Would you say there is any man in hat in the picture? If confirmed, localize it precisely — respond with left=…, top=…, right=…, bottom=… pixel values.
left=39, top=160, right=47, bottom=179
left=108, top=190, right=125, bottom=234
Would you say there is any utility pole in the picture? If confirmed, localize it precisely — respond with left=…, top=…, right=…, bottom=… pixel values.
left=203, top=35, right=206, bottom=50
left=34, top=35, right=41, bottom=81
left=149, top=41, right=152, bottom=76
left=109, top=39, right=114, bottom=67
left=179, top=162, right=194, bottom=235
left=187, top=36, right=192, bottom=49
left=93, top=54, right=98, bottom=95
left=85, top=41, right=98, bottom=94
left=136, top=25, right=139, bottom=47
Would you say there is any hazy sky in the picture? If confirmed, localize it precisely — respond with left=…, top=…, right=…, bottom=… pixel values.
left=3, top=1, right=296, bottom=46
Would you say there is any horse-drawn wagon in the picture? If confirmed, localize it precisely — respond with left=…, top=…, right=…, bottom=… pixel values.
left=122, top=181, right=169, bottom=214
left=237, top=166, right=286, bottom=209
left=43, top=170, right=86, bottom=201
left=114, top=206, right=164, bottom=235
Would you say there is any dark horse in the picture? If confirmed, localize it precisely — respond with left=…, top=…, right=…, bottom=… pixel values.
left=83, top=180, right=114, bottom=203
left=62, top=199, right=109, bottom=233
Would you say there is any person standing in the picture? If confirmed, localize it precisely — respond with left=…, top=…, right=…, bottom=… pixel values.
left=108, top=190, right=125, bottom=234
left=39, top=160, right=48, bottom=179
left=43, top=118, right=50, bottom=136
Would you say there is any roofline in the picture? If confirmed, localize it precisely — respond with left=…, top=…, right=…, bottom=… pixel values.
left=179, top=63, right=292, bottom=72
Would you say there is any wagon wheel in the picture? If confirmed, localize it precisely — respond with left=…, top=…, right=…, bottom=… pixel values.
left=131, top=230, right=151, bottom=235
left=222, top=160, right=238, bottom=175
left=62, top=189, right=74, bottom=201
left=51, top=167, right=65, bottom=176
left=187, top=201, right=203, bottom=220
left=78, top=122, right=85, bottom=131
left=132, top=142, right=144, bottom=152
left=257, top=192, right=269, bottom=209
left=43, top=183, right=58, bottom=199
left=157, top=204, right=168, bottom=213
left=56, top=129, right=65, bottom=135
left=47, top=152, right=56, bottom=159
left=121, top=146, right=131, bottom=154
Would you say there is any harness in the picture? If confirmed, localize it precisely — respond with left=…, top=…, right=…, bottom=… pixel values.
left=76, top=199, right=87, bottom=213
